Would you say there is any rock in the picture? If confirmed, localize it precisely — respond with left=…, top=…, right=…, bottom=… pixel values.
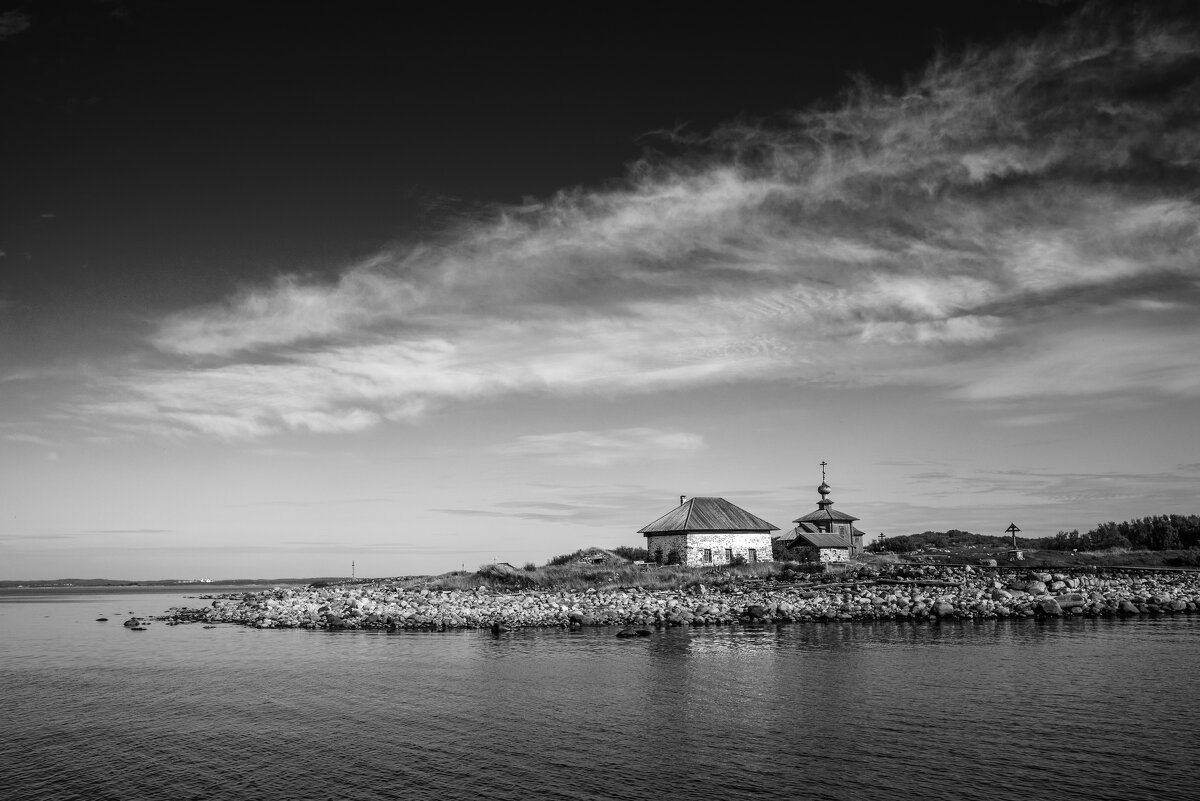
left=123, top=617, right=140, bottom=627
left=932, top=601, right=956, bottom=618
left=1037, top=599, right=1063, bottom=616
left=1025, top=581, right=1047, bottom=595
left=1118, top=600, right=1140, bottom=615
left=1054, top=593, right=1087, bottom=610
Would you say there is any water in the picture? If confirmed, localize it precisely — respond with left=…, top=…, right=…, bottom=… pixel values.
left=2, top=588, right=1198, bottom=801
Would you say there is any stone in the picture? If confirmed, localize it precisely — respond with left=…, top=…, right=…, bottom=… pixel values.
left=1118, top=600, right=1140, bottom=615
left=1025, top=581, right=1047, bottom=595
left=745, top=604, right=768, bottom=620
left=1037, top=599, right=1063, bottom=617
left=932, top=601, right=956, bottom=618
left=1054, top=593, right=1087, bottom=610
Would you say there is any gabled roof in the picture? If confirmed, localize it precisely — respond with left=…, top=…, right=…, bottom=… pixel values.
left=794, top=507, right=859, bottom=524
left=788, top=527, right=851, bottom=549
left=638, top=497, right=779, bottom=534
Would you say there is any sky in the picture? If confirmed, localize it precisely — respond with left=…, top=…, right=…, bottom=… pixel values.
left=2, top=1, right=1199, bottom=580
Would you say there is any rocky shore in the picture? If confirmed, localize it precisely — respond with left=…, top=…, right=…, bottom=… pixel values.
left=159, top=565, right=1200, bottom=631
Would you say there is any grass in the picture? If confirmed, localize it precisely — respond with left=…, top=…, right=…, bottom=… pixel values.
left=899, top=547, right=1200, bottom=570
left=341, top=546, right=1200, bottom=596
left=362, top=559, right=792, bottom=593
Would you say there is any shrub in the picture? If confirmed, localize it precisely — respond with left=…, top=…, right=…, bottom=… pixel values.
left=612, top=545, right=650, bottom=562
left=729, top=554, right=747, bottom=567
left=546, top=549, right=586, bottom=566
left=522, top=562, right=538, bottom=572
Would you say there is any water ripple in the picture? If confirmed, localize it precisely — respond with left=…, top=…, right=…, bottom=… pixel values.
left=2, top=593, right=1198, bottom=800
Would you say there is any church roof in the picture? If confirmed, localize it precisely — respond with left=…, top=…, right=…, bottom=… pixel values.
left=789, top=527, right=852, bottom=549
left=794, top=507, right=860, bottom=524
left=638, top=497, right=779, bottom=534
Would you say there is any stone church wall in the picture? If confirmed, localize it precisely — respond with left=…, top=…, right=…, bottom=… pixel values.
left=646, top=531, right=774, bottom=566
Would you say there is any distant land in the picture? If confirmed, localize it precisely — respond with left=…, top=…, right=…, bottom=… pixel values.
left=0, top=578, right=346, bottom=588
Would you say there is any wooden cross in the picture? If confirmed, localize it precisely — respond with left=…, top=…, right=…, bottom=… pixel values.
left=820, top=461, right=828, bottom=482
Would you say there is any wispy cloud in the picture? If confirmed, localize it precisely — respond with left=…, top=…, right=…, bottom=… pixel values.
left=72, top=4, right=1200, bottom=439
left=0, top=10, right=31, bottom=41
left=84, top=528, right=171, bottom=534
left=491, top=427, right=705, bottom=466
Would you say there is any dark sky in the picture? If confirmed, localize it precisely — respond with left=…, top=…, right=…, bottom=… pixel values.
left=1, top=1, right=1076, bottom=331
left=8, top=1, right=1200, bottom=580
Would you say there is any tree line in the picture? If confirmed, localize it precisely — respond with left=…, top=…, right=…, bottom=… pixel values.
left=868, top=515, right=1200, bottom=553
left=1043, top=515, right=1200, bottom=551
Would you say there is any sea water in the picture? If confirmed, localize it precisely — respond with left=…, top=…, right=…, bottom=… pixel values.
left=1, top=588, right=1197, bottom=801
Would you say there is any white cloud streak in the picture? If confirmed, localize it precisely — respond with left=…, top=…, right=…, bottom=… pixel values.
left=491, top=427, right=706, bottom=466
left=76, top=4, right=1200, bottom=438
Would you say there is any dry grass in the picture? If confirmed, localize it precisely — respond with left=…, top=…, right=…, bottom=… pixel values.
left=372, top=559, right=788, bottom=593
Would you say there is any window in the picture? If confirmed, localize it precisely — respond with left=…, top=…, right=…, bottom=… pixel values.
left=748, top=548, right=757, bottom=563
left=725, top=548, right=733, bottom=562
left=703, top=548, right=712, bottom=563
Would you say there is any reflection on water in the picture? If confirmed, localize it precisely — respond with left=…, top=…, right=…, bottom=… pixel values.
left=2, top=592, right=1197, bottom=801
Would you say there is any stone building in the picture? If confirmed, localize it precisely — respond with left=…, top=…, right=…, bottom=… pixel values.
left=778, top=466, right=866, bottom=563
left=638, top=496, right=778, bottom=566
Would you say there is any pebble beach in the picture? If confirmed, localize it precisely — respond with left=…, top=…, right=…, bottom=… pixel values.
left=157, top=564, right=1200, bottom=632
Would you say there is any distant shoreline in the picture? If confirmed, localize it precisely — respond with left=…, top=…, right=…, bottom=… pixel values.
left=0, top=578, right=343, bottom=589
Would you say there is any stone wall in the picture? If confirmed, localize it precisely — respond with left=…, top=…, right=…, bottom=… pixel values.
left=818, top=547, right=849, bottom=563
left=647, top=531, right=774, bottom=566
left=644, top=533, right=689, bottom=564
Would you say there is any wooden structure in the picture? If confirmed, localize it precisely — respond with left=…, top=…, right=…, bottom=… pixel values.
left=780, top=463, right=865, bottom=562
left=638, top=496, right=778, bottom=566
left=1005, top=523, right=1024, bottom=561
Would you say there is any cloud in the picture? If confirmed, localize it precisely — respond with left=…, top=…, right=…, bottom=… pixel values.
left=74, top=4, right=1200, bottom=438
left=0, top=11, right=31, bottom=41
left=84, top=529, right=171, bottom=534
left=3, top=433, right=54, bottom=446
left=491, top=427, right=706, bottom=466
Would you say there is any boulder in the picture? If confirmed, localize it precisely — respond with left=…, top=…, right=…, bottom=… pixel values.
left=932, top=601, right=956, bottom=618
left=744, top=604, right=768, bottom=620
left=1054, top=593, right=1087, bottom=610
left=1036, top=599, right=1063, bottom=617
left=1118, top=600, right=1140, bottom=615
